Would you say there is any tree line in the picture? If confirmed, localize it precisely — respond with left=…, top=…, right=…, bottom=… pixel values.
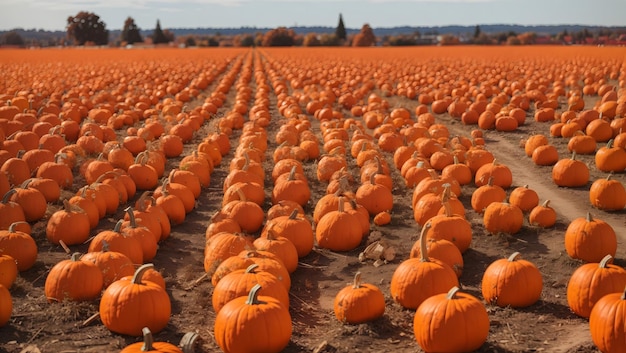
left=1, top=11, right=625, bottom=47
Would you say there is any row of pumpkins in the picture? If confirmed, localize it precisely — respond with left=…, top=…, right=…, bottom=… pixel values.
left=0, top=51, right=258, bottom=352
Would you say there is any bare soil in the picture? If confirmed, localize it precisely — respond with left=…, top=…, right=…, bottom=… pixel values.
left=2, top=48, right=625, bottom=353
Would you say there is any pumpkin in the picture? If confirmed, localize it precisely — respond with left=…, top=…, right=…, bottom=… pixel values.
left=0, top=254, right=18, bottom=288
left=44, top=252, right=104, bottom=303
left=45, top=200, right=91, bottom=245
left=567, top=131, right=596, bottom=155
left=154, top=185, right=187, bottom=226
left=567, top=255, right=626, bottom=318
left=223, top=182, right=265, bottom=207
left=373, top=210, right=391, bottom=226
left=154, top=178, right=195, bottom=214
left=441, top=155, right=472, bottom=186
left=552, top=152, right=589, bottom=187
left=100, top=264, right=171, bottom=336
left=470, top=178, right=506, bottom=213
left=481, top=252, right=543, bottom=308
left=334, top=272, right=385, bottom=324
left=255, top=224, right=298, bottom=273
left=589, top=285, right=626, bottom=353
left=9, top=179, right=48, bottom=222
left=212, top=264, right=289, bottom=313
left=271, top=166, right=311, bottom=207
left=529, top=200, right=557, bottom=228
left=264, top=209, right=314, bottom=258
left=595, top=140, right=626, bottom=173
left=413, top=286, right=490, bottom=353
left=205, top=211, right=241, bottom=239
left=531, top=144, right=559, bottom=166
left=120, top=327, right=183, bottom=353
left=0, top=284, right=11, bottom=327
left=390, top=223, right=459, bottom=309
left=565, top=213, right=617, bottom=263
left=0, top=222, right=38, bottom=271
left=474, top=159, right=512, bottom=189
left=589, top=174, right=626, bottom=211
left=524, top=134, right=549, bottom=157
left=483, top=202, right=524, bottom=235
left=355, top=173, right=393, bottom=216
left=315, top=197, right=363, bottom=252
left=508, top=185, right=539, bottom=212
left=128, top=152, right=159, bottom=190
left=214, top=284, right=292, bottom=353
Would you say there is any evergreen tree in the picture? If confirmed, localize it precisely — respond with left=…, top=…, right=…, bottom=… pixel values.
left=474, top=25, right=481, bottom=39
left=335, top=13, right=347, bottom=41
left=152, top=19, right=169, bottom=44
left=121, top=17, right=143, bottom=44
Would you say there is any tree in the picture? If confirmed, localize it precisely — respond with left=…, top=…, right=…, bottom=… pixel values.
left=474, top=25, right=481, bottom=39
left=66, top=11, right=109, bottom=45
left=335, top=13, right=347, bottom=41
left=1, top=31, right=25, bottom=46
left=352, top=24, right=376, bottom=47
left=121, top=17, right=143, bottom=44
left=303, top=33, right=321, bottom=47
left=152, top=19, right=170, bottom=44
left=262, top=27, right=296, bottom=46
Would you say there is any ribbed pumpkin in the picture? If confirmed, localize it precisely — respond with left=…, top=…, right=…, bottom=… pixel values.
left=410, top=225, right=463, bottom=277
left=589, top=285, right=626, bottom=353
left=0, top=254, right=18, bottom=288
left=211, top=250, right=291, bottom=291
left=271, top=166, right=311, bottom=207
left=221, top=189, right=265, bottom=233
left=529, top=200, right=557, bottom=228
left=45, top=200, right=91, bottom=245
left=595, top=139, right=626, bottom=173
left=100, top=264, right=171, bottom=336
left=212, top=264, right=289, bottom=313
left=474, top=159, right=512, bottom=189
left=552, top=152, right=589, bottom=187
left=390, top=223, right=459, bottom=309
left=334, top=272, right=385, bottom=324
left=203, top=232, right=254, bottom=275
left=483, top=202, right=524, bottom=235
left=565, top=213, right=617, bottom=263
left=508, top=185, right=539, bottom=213
left=315, top=197, right=363, bottom=252
left=425, top=197, right=472, bottom=253
left=567, top=255, right=626, bottom=318
left=589, top=174, right=626, bottom=211
left=482, top=252, right=543, bottom=308
left=255, top=224, right=298, bottom=273
left=88, top=220, right=144, bottom=265
left=414, top=286, right=490, bottom=353
left=214, top=284, right=292, bottom=353
left=0, top=190, right=29, bottom=233
left=0, top=222, right=38, bottom=271
left=471, top=176, right=506, bottom=214
left=44, top=252, right=104, bottom=303
left=356, top=173, right=393, bottom=216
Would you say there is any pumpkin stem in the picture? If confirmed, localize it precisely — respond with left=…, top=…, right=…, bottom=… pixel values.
left=124, top=206, right=137, bottom=228
left=507, top=252, right=521, bottom=262
left=288, top=209, right=299, bottom=220
left=245, top=263, right=260, bottom=273
left=606, top=139, right=614, bottom=149
left=586, top=212, right=593, bottom=222
left=70, top=252, right=81, bottom=261
left=427, top=169, right=438, bottom=180
left=352, top=272, right=362, bottom=289
left=571, top=151, right=577, bottom=160
left=607, top=172, right=613, bottom=181
left=337, top=196, right=345, bottom=213
left=132, top=263, right=154, bottom=285
left=369, top=171, right=377, bottom=186
left=446, top=286, right=461, bottom=299
left=245, top=283, right=263, bottom=305
left=599, top=254, right=613, bottom=268
left=179, top=332, right=199, bottom=353
left=288, top=165, right=297, bottom=181
left=540, top=199, right=551, bottom=208
left=1, top=189, right=17, bottom=203
left=235, top=188, right=247, bottom=202
left=8, top=221, right=29, bottom=233
left=113, top=219, right=124, bottom=233
left=418, top=222, right=433, bottom=262
left=140, top=327, right=156, bottom=351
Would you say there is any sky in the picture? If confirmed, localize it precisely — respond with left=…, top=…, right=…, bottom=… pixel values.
left=1, top=0, right=625, bottom=32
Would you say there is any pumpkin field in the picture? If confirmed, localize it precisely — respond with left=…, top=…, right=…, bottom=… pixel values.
left=1, top=45, right=626, bottom=353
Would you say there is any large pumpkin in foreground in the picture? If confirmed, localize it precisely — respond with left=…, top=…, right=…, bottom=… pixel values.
left=214, top=283, right=292, bottom=353
left=414, top=286, right=490, bottom=352
left=99, top=264, right=171, bottom=336
left=482, top=252, right=543, bottom=308
left=589, top=286, right=626, bottom=353
left=334, top=272, right=385, bottom=324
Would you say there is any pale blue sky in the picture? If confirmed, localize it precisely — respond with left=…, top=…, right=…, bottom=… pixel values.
left=1, top=0, right=625, bottom=31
